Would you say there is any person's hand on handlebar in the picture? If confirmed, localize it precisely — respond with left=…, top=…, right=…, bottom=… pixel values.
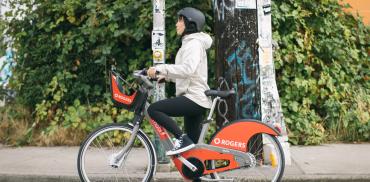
left=147, top=67, right=166, bottom=83
left=147, top=67, right=156, bottom=78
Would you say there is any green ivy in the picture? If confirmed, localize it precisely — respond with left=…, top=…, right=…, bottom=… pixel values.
left=2, top=0, right=369, bottom=145
left=3, top=0, right=213, bottom=144
left=273, top=0, right=369, bottom=144
left=0, top=18, right=6, bottom=56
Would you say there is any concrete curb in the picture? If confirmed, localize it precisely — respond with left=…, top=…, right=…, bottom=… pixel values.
left=1, top=174, right=370, bottom=182
left=0, top=174, right=80, bottom=182
left=283, top=175, right=370, bottom=182
left=1, top=144, right=370, bottom=182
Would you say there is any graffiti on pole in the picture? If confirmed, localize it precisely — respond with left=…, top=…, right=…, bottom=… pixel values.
left=213, top=0, right=234, bottom=21
left=214, top=0, right=260, bottom=123
left=0, top=49, right=14, bottom=87
left=225, top=40, right=260, bottom=119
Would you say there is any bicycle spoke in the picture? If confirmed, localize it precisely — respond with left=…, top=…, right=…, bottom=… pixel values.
left=210, top=134, right=284, bottom=182
left=78, top=124, right=155, bottom=182
left=123, top=160, right=132, bottom=182
left=94, top=137, right=110, bottom=159
left=114, top=168, right=118, bottom=182
left=254, top=146, right=264, bottom=156
left=106, top=133, right=117, bottom=154
left=248, top=134, right=262, bottom=152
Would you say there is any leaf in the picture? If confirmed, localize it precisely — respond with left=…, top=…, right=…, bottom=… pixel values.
left=291, top=101, right=299, bottom=112
left=3, top=0, right=369, bottom=146
left=67, top=16, right=76, bottom=24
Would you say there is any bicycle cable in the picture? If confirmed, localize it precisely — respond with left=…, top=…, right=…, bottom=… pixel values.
left=217, top=77, right=231, bottom=126
left=217, top=98, right=229, bottom=126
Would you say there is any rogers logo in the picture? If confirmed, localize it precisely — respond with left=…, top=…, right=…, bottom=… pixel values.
left=114, top=93, right=132, bottom=103
left=153, top=121, right=165, bottom=134
left=150, top=119, right=167, bottom=137
left=213, top=138, right=246, bottom=149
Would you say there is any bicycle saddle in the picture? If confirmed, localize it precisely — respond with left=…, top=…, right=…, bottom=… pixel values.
left=204, top=89, right=235, bottom=98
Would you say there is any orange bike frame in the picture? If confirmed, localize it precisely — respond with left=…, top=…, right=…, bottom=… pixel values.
left=149, top=114, right=281, bottom=179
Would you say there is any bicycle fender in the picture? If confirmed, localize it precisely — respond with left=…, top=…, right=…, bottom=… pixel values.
left=209, top=120, right=281, bottom=152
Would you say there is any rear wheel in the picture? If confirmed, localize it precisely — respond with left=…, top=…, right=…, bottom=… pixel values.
left=209, top=134, right=285, bottom=182
left=77, top=123, right=156, bottom=182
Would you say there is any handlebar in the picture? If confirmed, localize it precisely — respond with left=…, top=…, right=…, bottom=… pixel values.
left=133, top=69, right=161, bottom=89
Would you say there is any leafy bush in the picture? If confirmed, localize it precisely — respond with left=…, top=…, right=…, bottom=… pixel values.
left=0, top=18, right=6, bottom=56
left=2, top=0, right=213, bottom=145
left=1, top=0, right=368, bottom=145
left=273, top=0, right=369, bottom=144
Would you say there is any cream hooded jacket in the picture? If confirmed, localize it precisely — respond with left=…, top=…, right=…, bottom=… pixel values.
left=155, top=32, right=212, bottom=109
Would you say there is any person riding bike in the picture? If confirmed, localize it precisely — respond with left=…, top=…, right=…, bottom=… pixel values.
left=147, top=7, right=212, bottom=156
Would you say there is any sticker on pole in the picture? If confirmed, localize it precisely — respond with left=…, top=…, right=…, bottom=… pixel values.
left=153, top=49, right=165, bottom=64
left=153, top=0, right=164, bottom=14
left=152, top=31, right=165, bottom=50
left=235, top=0, right=256, bottom=9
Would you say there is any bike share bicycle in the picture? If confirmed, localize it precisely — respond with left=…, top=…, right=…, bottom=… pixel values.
left=77, top=68, right=285, bottom=182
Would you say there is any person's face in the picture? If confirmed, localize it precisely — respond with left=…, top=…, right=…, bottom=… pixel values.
left=176, top=17, right=185, bottom=36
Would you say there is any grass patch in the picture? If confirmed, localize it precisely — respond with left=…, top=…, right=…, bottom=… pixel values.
left=0, top=104, right=87, bottom=146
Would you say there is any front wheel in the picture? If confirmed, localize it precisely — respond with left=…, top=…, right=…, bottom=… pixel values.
left=210, top=134, right=285, bottom=182
left=77, top=123, right=156, bottom=182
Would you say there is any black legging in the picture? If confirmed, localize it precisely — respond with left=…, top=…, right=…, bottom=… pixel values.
left=147, top=96, right=206, bottom=143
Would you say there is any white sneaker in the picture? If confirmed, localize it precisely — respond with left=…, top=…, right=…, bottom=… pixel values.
left=166, top=134, right=195, bottom=156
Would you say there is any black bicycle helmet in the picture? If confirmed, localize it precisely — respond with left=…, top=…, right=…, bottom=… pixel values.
left=177, top=7, right=205, bottom=32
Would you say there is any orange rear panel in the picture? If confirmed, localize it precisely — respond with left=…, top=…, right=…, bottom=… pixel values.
left=210, top=120, right=279, bottom=152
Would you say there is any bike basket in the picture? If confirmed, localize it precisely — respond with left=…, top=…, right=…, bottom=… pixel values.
left=110, top=70, right=145, bottom=111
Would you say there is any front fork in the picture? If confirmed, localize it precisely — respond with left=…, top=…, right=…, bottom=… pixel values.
left=109, top=115, right=143, bottom=168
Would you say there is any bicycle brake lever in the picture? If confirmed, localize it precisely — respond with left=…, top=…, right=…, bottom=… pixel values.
left=140, top=69, right=148, bottom=76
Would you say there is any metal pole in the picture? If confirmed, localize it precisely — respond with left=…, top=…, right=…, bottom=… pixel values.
left=152, top=0, right=169, bottom=164
left=256, top=0, right=287, bottom=134
left=256, top=0, right=290, bottom=164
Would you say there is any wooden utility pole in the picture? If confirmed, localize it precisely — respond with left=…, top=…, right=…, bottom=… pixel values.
left=214, top=0, right=260, bottom=122
left=213, top=0, right=290, bottom=164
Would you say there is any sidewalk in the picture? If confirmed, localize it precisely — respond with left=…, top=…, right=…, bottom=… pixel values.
left=0, top=144, right=370, bottom=182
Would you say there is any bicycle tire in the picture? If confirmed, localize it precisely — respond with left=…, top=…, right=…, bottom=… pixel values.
left=77, top=123, right=157, bottom=182
left=209, top=134, right=285, bottom=182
